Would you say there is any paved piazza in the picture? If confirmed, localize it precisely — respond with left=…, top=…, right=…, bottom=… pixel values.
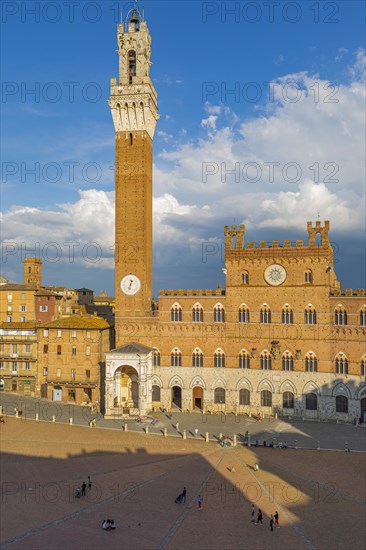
left=1, top=417, right=365, bottom=550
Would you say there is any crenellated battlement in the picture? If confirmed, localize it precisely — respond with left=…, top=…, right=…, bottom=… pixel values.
left=225, top=221, right=332, bottom=255
left=224, top=224, right=245, bottom=250
left=159, top=289, right=226, bottom=297
left=108, top=6, right=158, bottom=139
left=307, top=220, right=330, bottom=246
left=330, top=288, right=365, bottom=297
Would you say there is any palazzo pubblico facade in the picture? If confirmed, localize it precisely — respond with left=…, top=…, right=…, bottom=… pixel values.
left=105, top=7, right=366, bottom=423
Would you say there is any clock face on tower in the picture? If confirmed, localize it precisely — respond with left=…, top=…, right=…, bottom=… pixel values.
left=120, top=274, right=141, bottom=295
left=264, top=264, right=287, bottom=286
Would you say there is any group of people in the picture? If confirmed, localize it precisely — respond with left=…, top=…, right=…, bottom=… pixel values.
left=252, top=440, right=287, bottom=448
left=102, top=519, right=116, bottom=530
left=174, top=487, right=204, bottom=510
left=75, top=476, right=92, bottom=498
left=251, top=505, right=280, bottom=529
left=270, top=512, right=280, bottom=531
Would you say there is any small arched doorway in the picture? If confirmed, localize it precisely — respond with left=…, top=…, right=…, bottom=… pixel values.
left=193, top=386, right=203, bottom=410
left=11, top=380, right=17, bottom=392
left=172, top=386, right=182, bottom=409
left=115, top=365, right=139, bottom=410
left=152, top=385, right=161, bottom=403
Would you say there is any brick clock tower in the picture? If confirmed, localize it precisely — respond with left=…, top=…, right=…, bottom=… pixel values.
left=109, top=6, right=158, bottom=346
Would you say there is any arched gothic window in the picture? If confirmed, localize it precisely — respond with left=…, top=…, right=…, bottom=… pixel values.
left=214, top=387, right=226, bottom=404
left=305, top=352, right=318, bottom=372
left=192, top=349, right=203, bottom=367
left=282, top=351, right=294, bottom=371
left=214, top=349, right=225, bottom=368
left=304, top=270, right=313, bottom=283
left=152, top=348, right=161, bottom=367
left=214, top=304, right=225, bottom=323
left=128, top=50, right=136, bottom=78
left=260, top=351, right=272, bottom=370
left=239, top=388, right=250, bottom=405
left=361, top=356, right=366, bottom=377
left=283, top=391, right=294, bottom=409
left=239, top=350, right=250, bottom=369
left=306, top=393, right=317, bottom=410
left=282, top=305, right=293, bottom=324
left=170, top=349, right=182, bottom=367
left=260, top=305, right=271, bottom=324
left=335, top=306, right=347, bottom=325
left=335, top=353, right=348, bottom=374
left=304, top=305, right=317, bottom=324
left=261, top=390, right=272, bottom=407
left=238, top=304, right=250, bottom=323
left=360, top=306, right=366, bottom=326
left=241, top=271, right=249, bottom=284
left=152, top=385, right=161, bottom=402
left=192, top=304, right=203, bottom=322
left=171, top=304, right=182, bottom=322
left=336, top=395, right=348, bottom=413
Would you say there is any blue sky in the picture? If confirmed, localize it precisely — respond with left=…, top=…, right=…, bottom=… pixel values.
left=1, top=0, right=365, bottom=295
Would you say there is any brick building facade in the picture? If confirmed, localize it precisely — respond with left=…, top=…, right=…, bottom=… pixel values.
left=105, top=9, right=366, bottom=422
left=0, top=322, right=39, bottom=395
left=38, top=316, right=110, bottom=405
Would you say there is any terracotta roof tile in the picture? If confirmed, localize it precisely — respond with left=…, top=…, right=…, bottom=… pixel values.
left=41, top=316, right=109, bottom=329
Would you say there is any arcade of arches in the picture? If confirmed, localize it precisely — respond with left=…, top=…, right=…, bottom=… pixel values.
left=104, top=345, right=366, bottom=421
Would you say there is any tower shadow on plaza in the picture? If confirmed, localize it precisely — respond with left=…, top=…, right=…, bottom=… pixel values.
left=1, top=418, right=365, bottom=550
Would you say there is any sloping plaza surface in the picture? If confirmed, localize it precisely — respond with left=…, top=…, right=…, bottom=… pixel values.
left=0, top=418, right=365, bottom=550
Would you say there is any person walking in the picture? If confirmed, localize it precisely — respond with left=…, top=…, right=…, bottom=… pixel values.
left=197, top=495, right=203, bottom=510
left=274, top=511, right=280, bottom=527
left=250, top=504, right=256, bottom=523
left=87, top=476, right=92, bottom=490
left=81, top=481, right=87, bottom=496
left=175, top=493, right=183, bottom=504
left=182, top=487, right=187, bottom=503
left=256, top=508, right=263, bottom=525
left=176, top=422, right=179, bottom=432
left=270, top=515, right=274, bottom=531
left=194, top=428, right=199, bottom=437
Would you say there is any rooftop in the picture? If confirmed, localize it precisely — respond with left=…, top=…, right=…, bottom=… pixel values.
left=41, top=316, right=109, bottom=330
left=35, top=289, right=63, bottom=297
left=0, top=283, right=37, bottom=291
left=0, top=321, right=40, bottom=330
left=109, top=342, right=153, bottom=354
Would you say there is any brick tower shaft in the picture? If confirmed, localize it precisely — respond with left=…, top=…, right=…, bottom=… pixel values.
left=109, top=7, right=158, bottom=346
